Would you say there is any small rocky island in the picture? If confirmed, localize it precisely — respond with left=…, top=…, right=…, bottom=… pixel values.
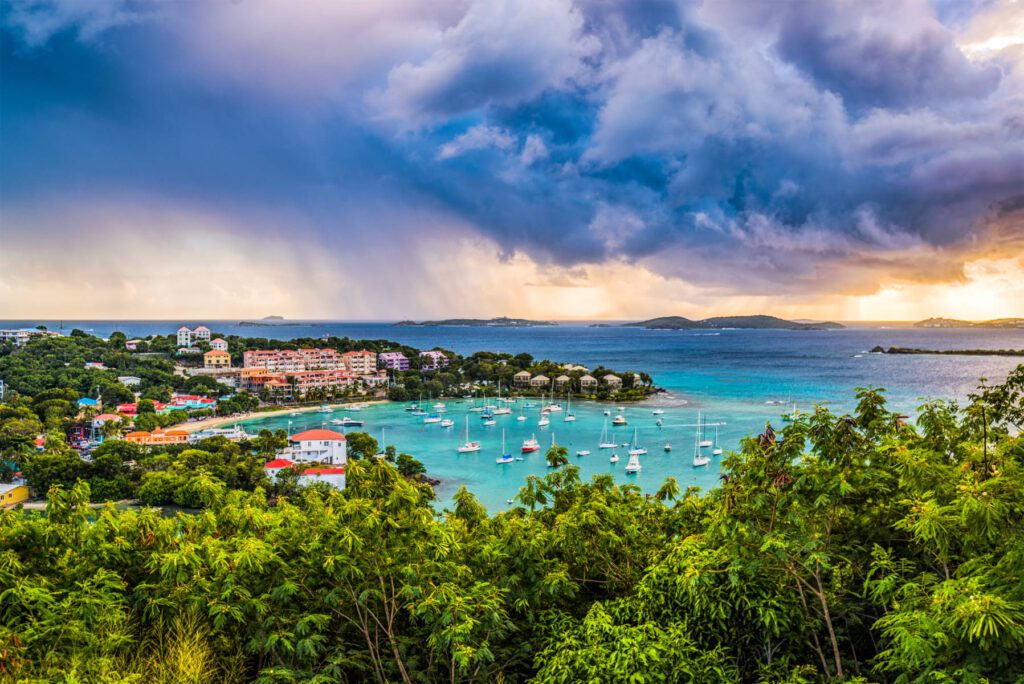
left=625, top=315, right=844, bottom=331
left=872, top=346, right=1024, bottom=356
left=396, top=317, right=557, bottom=327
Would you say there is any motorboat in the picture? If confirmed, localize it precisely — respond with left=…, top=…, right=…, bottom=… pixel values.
left=575, top=450, right=590, bottom=457
left=609, top=453, right=620, bottom=463
left=423, top=414, right=442, bottom=424
left=317, top=404, right=331, bottom=413
left=521, top=435, right=540, bottom=453
left=652, top=409, right=664, bottom=415
left=612, top=414, right=627, bottom=426
left=483, top=419, right=496, bottom=426
left=440, top=418, right=455, bottom=428
left=664, top=443, right=672, bottom=452
left=337, top=417, right=364, bottom=427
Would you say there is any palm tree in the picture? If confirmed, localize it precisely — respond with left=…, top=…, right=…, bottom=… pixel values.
left=655, top=476, right=681, bottom=502
left=546, top=443, right=569, bottom=468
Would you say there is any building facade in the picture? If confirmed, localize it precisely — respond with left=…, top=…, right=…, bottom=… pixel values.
left=125, top=428, right=190, bottom=445
left=210, top=338, right=229, bottom=351
left=419, top=350, right=449, bottom=371
left=342, top=350, right=378, bottom=374
left=281, top=429, right=347, bottom=465
left=378, top=352, right=410, bottom=371
left=204, top=350, right=232, bottom=368
left=242, top=349, right=345, bottom=372
left=176, top=326, right=212, bottom=347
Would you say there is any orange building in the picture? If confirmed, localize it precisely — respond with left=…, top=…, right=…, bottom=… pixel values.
left=124, top=427, right=190, bottom=445
left=204, top=349, right=232, bottom=368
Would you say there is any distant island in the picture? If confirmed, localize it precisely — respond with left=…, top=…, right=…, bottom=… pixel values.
left=624, top=315, right=845, bottom=331
left=872, top=346, right=1024, bottom=356
left=914, top=317, right=1024, bottom=329
left=238, top=316, right=308, bottom=327
left=395, top=317, right=557, bottom=327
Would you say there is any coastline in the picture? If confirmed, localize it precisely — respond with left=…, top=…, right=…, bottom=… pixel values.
left=182, top=400, right=390, bottom=433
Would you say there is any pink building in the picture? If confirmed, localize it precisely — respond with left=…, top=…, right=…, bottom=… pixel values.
left=379, top=351, right=409, bottom=371
left=243, top=348, right=345, bottom=372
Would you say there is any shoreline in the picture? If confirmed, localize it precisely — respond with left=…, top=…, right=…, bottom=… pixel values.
left=183, top=400, right=390, bottom=433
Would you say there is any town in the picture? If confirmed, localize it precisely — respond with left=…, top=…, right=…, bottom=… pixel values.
left=0, top=326, right=656, bottom=507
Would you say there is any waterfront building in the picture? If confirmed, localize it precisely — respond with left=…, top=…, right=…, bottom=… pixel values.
left=125, top=427, right=189, bottom=445
left=513, top=370, right=531, bottom=385
left=281, top=428, right=347, bottom=465
left=579, top=374, right=598, bottom=389
left=379, top=351, right=410, bottom=371
left=0, top=328, right=60, bottom=346
left=530, top=374, right=550, bottom=388
left=177, top=347, right=201, bottom=356
left=555, top=374, right=571, bottom=389
left=189, top=425, right=251, bottom=442
left=342, top=350, right=378, bottom=374
left=419, top=350, right=449, bottom=371
left=210, top=338, right=228, bottom=352
left=603, top=374, right=623, bottom=388
left=262, top=370, right=357, bottom=399
left=204, top=349, right=232, bottom=369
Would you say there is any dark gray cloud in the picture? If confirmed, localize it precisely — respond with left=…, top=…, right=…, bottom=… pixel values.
left=2, top=0, right=1022, bottom=299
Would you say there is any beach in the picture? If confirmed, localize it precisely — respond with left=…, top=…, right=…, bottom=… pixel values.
left=182, top=400, right=389, bottom=433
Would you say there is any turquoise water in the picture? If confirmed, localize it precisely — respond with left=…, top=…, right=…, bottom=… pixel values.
left=6, top=320, right=1021, bottom=512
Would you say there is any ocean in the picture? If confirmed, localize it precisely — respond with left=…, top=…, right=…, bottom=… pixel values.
left=5, top=320, right=1022, bottom=511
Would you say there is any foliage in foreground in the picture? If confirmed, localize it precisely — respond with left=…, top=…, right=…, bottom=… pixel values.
left=2, top=368, right=1024, bottom=682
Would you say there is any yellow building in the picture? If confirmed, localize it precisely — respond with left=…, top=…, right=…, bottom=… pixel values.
left=0, top=483, right=30, bottom=507
left=204, top=349, right=232, bottom=368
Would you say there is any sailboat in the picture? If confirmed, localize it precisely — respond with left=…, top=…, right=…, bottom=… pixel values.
left=712, top=425, right=723, bottom=455
left=440, top=417, right=455, bottom=428
left=598, top=420, right=618, bottom=449
left=521, top=434, right=540, bottom=453
left=374, top=428, right=387, bottom=459
left=698, top=413, right=713, bottom=448
left=516, top=403, right=527, bottom=422
left=625, top=453, right=641, bottom=474
left=457, top=417, right=481, bottom=453
left=563, top=392, right=576, bottom=422
left=538, top=397, right=550, bottom=426
left=496, top=429, right=514, bottom=463
left=693, top=414, right=710, bottom=467
left=782, top=402, right=798, bottom=422
left=609, top=452, right=620, bottom=463
left=492, top=383, right=512, bottom=415
left=423, top=414, right=442, bottom=424
left=628, top=427, right=647, bottom=456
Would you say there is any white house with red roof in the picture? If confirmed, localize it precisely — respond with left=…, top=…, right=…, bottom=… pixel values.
left=210, top=337, right=228, bottom=352
left=281, top=428, right=347, bottom=465
left=264, top=458, right=346, bottom=489
left=177, top=325, right=212, bottom=347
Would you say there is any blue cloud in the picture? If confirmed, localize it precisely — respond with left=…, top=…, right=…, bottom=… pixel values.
left=2, top=0, right=1022, bottom=297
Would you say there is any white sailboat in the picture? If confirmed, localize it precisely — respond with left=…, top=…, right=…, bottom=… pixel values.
left=492, top=383, right=512, bottom=415
left=712, top=425, right=723, bottom=455
left=628, top=427, right=647, bottom=455
left=516, top=402, right=527, bottom=422
left=624, top=453, right=641, bottom=474
left=538, top=396, right=550, bottom=426
left=693, top=413, right=710, bottom=467
left=374, top=428, right=387, bottom=459
left=563, top=392, right=576, bottom=422
left=457, top=417, right=481, bottom=453
left=598, top=420, right=618, bottom=449
left=698, top=413, right=713, bottom=448
left=496, top=430, right=514, bottom=464
left=609, top=452, right=620, bottom=463
left=440, top=418, right=455, bottom=428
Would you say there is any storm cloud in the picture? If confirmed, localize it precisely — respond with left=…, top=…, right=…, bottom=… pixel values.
left=2, top=0, right=1022, bottom=303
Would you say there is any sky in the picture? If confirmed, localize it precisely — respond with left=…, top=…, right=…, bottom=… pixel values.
left=1, top=0, right=1022, bottom=321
